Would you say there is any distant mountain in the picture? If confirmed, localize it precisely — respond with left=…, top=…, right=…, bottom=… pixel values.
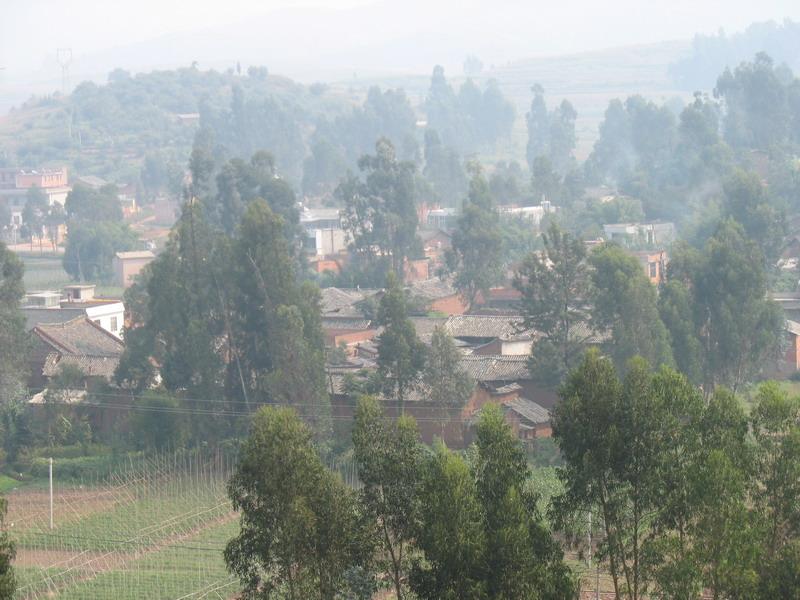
left=669, top=19, right=800, bottom=90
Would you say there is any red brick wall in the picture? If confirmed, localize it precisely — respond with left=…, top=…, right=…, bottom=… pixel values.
left=430, top=294, right=468, bottom=315
left=312, top=259, right=341, bottom=274
left=324, top=328, right=377, bottom=347
left=784, top=333, right=800, bottom=370
left=404, top=258, right=430, bottom=282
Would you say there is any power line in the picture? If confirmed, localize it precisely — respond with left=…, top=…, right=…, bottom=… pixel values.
left=28, top=387, right=468, bottom=413
left=31, top=397, right=469, bottom=423
left=22, top=530, right=227, bottom=553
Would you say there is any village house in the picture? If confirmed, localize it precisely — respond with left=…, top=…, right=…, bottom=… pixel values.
left=23, top=284, right=125, bottom=338
left=28, top=317, right=125, bottom=389
left=498, top=200, right=557, bottom=227
left=603, top=221, right=675, bottom=248
left=326, top=353, right=556, bottom=448
left=113, top=250, right=155, bottom=288
left=419, top=229, right=452, bottom=267
left=426, top=207, right=459, bottom=231
left=406, top=277, right=468, bottom=315
left=0, top=166, right=72, bottom=233
left=300, top=206, right=348, bottom=258
left=631, top=249, right=668, bottom=285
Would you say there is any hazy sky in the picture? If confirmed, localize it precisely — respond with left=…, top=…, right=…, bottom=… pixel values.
left=2, top=0, right=800, bottom=91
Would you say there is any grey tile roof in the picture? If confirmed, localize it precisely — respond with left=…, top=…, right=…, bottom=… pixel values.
left=408, top=317, right=449, bottom=342
left=786, top=319, right=800, bottom=337
left=459, top=355, right=530, bottom=382
left=33, top=317, right=124, bottom=381
left=504, top=397, right=550, bottom=425
left=443, top=315, right=530, bottom=340
left=319, top=287, right=380, bottom=316
left=406, top=278, right=458, bottom=301
left=23, top=307, right=86, bottom=330
left=34, top=317, right=124, bottom=356
left=321, top=317, right=373, bottom=331
left=43, top=354, right=120, bottom=379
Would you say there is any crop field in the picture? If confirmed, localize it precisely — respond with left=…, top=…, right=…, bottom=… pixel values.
left=8, top=451, right=240, bottom=599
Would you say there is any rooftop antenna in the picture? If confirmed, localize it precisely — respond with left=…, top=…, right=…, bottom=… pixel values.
left=56, top=48, right=72, bottom=94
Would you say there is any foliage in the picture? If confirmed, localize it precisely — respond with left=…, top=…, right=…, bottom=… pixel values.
left=422, top=327, right=474, bottom=432
left=306, top=87, right=418, bottom=195
left=0, top=242, right=28, bottom=408
left=589, top=242, right=673, bottom=369
left=410, top=442, right=488, bottom=600
left=62, top=220, right=137, bottom=282
left=422, top=129, right=467, bottom=206
left=207, top=150, right=300, bottom=239
left=526, top=84, right=550, bottom=170
left=473, top=404, right=576, bottom=599
left=714, top=53, right=799, bottom=151
left=375, top=273, right=427, bottom=412
left=226, top=406, right=369, bottom=600
left=670, top=19, right=800, bottom=90
left=514, top=223, right=592, bottom=388
left=451, top=165, right=504, bottom=308
left=65, top=183, right=124, bottom=222
left=0, top=496, right=15, bottom=599
left=353, top=396, right=422, bottom=600
left=721, top=168, right=786, bottom=264
left=664, top=220, right=783, bottom=392
left=554, top=352, right=705, bottom=599
left=425, top=66, right=515, bottom=154
left=338, top=139, right=419, bottom=279
left=554, top=350, right=800, bottom=599
left=128, top=391, right=187, bottom=451
left=525, top=86, right=577, bottom=175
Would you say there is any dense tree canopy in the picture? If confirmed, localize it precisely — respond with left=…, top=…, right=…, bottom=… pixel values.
left=451, top=166, right=504, bottom=309
left=338, top=139, right=419, bottom=280
left=514, top=223, right=592, bottom=388
left=664, top=219, right=784, bottom=392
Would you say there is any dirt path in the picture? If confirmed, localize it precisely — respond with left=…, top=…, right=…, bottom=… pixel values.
left=15, top=511, right=237, bottom=599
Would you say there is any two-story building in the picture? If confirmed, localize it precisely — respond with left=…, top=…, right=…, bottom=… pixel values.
left=23, top=284, right=125, bottom=338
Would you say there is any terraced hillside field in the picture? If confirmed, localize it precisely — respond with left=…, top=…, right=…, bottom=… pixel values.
left=8, top=452, right=240, bottom=600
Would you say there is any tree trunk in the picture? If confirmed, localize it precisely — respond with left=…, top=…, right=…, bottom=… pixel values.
left=383, top=519, right=403, bottom=600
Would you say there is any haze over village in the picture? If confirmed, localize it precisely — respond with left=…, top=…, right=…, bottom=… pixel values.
left=1, top=2, right=800, bottom=599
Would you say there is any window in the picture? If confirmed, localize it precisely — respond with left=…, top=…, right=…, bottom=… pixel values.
left=649, top=262, right=658, bottom=279
left=110, top=317, right=118, bottom=332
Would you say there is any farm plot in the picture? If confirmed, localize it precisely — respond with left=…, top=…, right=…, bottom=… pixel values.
left=10, top=451, right=240, bottom=599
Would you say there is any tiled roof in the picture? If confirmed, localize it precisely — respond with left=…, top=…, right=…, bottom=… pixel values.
left=460, top=355, right=530, bottom=382
left=115, top=251, right=155, bottom=260
left=569, top=321, right=611, bottom=345
left=443, top=315, right=529, bottom=340
left=419, top=229, right=451, bottom=243
left=34, top=317, right=123, bottom=356
left=786, top=319, right=800, bottom=337
left=407, top=278, right=458, bottom=301
left=408, top=317, right=448, bottom=342
left=23, top=307, right=85, bottom=330
left=319, top=287, right=379, bottom=316
left=43, top=354, right=120, bottom=379
left=321, top=317, right=373, bottom=331
left=504, top=397, right=550, bottom=425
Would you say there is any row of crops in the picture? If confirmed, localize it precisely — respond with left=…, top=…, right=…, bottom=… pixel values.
left=10, top=450, right=240, bottom=599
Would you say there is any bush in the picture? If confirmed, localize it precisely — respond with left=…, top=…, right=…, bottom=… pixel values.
left=29, top=451, right=142, bottom=482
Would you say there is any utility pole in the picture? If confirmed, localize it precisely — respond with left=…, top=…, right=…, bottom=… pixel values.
left=56, top=48, right=72, bottom=94
left=49, top=457, right=54, bottom=529
left=589, top=510, right=599, bottom=600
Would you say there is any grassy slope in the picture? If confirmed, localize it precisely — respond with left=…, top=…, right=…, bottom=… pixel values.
left=2, top=40, right=691, bottom=178
left=331, top=39, right=693, bottom=162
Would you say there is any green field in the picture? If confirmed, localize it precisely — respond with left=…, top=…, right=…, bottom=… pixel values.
left=19, top=255, right=72, bottom=293
left=19, top=254, right=124, bottom=298
left=9, top=453, right=239, bottom=599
